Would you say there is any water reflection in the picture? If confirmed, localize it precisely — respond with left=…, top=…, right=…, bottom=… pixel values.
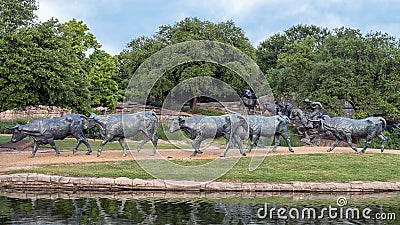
left=0, top=190, right=399, bottom=224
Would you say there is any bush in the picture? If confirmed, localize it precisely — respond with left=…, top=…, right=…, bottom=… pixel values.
left=367, top=129, right=400, bottom=150
left=280, top=125, right=304, bottom=147
left=188, top=107, right=225, bottom=116
left=0, top=119, right=30, bottom=134
left=156, top=123, right=187, bottom=141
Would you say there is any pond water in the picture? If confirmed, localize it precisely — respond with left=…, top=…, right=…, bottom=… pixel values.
left=0, top=190, right=399, bottom=224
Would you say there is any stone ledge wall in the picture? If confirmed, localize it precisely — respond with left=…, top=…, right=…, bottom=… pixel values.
left=1, top=173, right=399, bottom=192
left=1, top=189, right=397, bottom=202
left=0, top=105, right=71, bottom=121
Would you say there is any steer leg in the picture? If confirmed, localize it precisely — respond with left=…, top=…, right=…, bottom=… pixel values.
left=136, top=131, right=158, bottom=156
left=81, top=134, right=92, bottom=155
left=73, top=140, right=81, bottom=154
left=83, top=138, right=92, bottom=155
left=220, top=134, right=245, bottom=157
left=345, top=133, right=358, bottom=153
left=29, top=141, right=40, bottom=158
left=234, top=134, right=246, bottom=156
left=48, top=139, right=60, bottom=157
left=281, top=133, right=294, bottom=152
left=137, top=133, right=151, bottom=153
left=191, top=136, right=204, bottom=157
left=270, top=134, right=280, bottom=153
left=97, top=138, right=111, bottom=157
left=377, top=133, right=387, bottom=153
left=246, top=134, right=259, bottom=153
left=361, top=133, right=375, bottom=153
left=327, top=138, right=340, bottom=152
left=220, top=133, right=232, bottom=157
left=118, top=138, right=127, bottom=157
left=150, top=133, right=158, bottom=156
left=73, top=137, right=92, bottom=155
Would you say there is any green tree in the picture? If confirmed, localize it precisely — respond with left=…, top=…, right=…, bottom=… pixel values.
left=0, top=19, right=91, bottom=112
left=257, top=24, right=329, bottom=72
left=85, top=49, right=122, bottom=111
left=258, top=25, right=400, bottom=119
left=59, top=19, right=100, bottom=58
left=120, top=17, right=256, bottom=108
left=0, top=0, right=38, bottom=33
left=313, top=28, right=400, bottom=118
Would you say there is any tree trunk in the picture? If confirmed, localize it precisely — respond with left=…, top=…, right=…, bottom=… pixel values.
left=189, top=97, right=198, bottom=109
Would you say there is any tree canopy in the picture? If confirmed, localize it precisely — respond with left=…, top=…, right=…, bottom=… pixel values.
left=258, top=25, right=400, bottom=119
left=0, top=1, right=121, bottom=113
left=119, top=17, right=256, bottom=108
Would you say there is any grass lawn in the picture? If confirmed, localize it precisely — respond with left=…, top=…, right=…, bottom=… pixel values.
left=6, top=153, right=400, bottom=183
left=0, top=135, right=11, bottom=145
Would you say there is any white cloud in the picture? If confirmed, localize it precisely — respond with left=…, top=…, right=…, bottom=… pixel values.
left=37, top=0, right=94, bottom=22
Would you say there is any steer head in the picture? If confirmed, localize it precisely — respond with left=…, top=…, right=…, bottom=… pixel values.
left=6, top=124, right=27, bottom=143
left=225, top=114, right=248, bottom=140
left=84, top=113, right=98, bottom=130
left=169, top=116, right=184, bottom=133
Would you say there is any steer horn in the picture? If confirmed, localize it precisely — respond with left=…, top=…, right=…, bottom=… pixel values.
left=226, top=108, right=240, bottom=114
left=5, top=124, right=20, bottom=130
left=88, top=113, right=97, bottom=119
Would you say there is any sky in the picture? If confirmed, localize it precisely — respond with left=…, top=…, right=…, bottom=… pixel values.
left=36, top=0, right=400, bottom=55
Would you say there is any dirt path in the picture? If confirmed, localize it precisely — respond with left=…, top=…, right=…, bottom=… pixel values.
left=1, top=144, right=399, bottom=172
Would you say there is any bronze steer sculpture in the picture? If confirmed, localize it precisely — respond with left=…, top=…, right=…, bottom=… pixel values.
left=169, top=114, right=247, bottom=157
left=314, top=116, right=387, bottom=153
left=7, top=114, right=92, bottom=158
left=85, top=111, right=158, bottom=157
left=242, top=114, right=294, bottom=153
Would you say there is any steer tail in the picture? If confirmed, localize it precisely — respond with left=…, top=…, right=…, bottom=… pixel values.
left=154, top=112, right=160, bottom=131
left=80, top=114, right=88, bottom=120
left=226, top=108, right=239, bottom=114
left=379, top=117, right=387, bottom=129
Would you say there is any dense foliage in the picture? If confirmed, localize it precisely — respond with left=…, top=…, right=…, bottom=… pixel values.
left=119, top=18, right=256, bottom=107
left=0, top=1, right=121, bottom=113
left=258, top=25, right=400, bottom=119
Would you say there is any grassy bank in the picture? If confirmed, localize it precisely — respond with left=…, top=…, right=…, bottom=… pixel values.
left=6, top=153, right=400, bottom=183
